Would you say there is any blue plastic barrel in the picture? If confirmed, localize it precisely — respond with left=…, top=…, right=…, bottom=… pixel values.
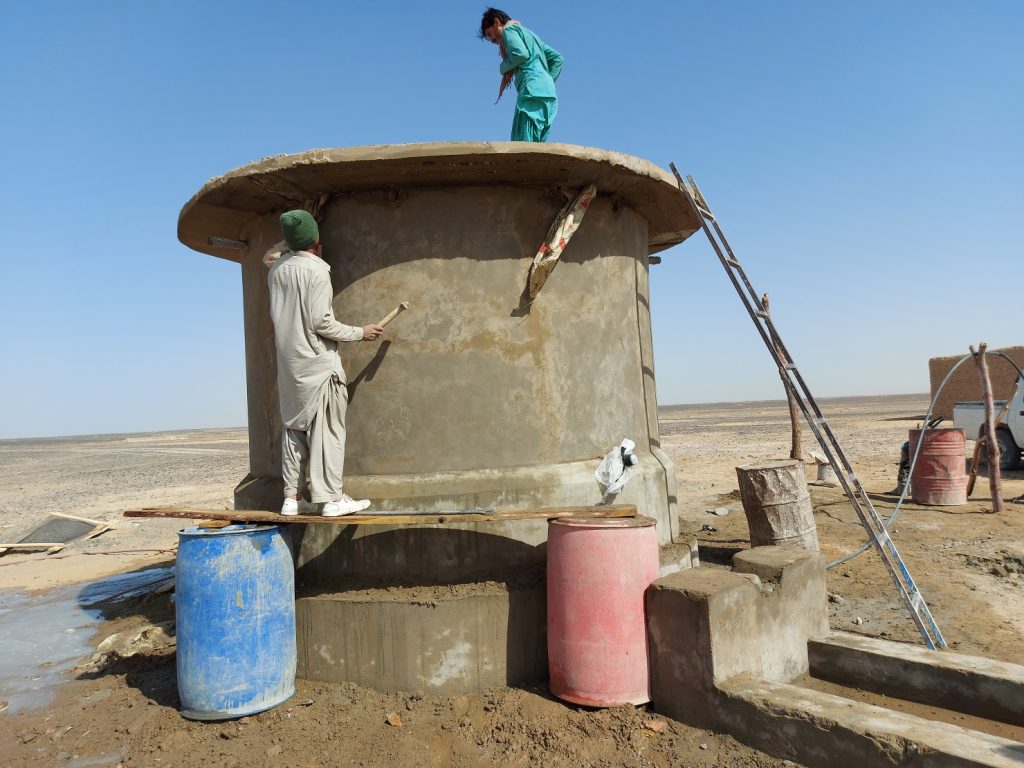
left=176, top=524, right=295, bottom=720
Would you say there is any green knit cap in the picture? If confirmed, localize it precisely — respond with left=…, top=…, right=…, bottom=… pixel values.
left=279, top=209, right=319, bottom=250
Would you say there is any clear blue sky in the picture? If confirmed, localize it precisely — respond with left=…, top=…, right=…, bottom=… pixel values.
left=0, top=1, right=1020, bottom=439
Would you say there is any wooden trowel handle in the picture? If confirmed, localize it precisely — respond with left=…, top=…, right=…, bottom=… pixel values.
left=377, top=301, right=409, bottom=328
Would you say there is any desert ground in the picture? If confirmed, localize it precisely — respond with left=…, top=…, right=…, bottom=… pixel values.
left=0, top=394, right=1021, bottom=767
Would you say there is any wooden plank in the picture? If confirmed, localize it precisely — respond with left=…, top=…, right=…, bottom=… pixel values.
left=123, top=504, right=637, bottom=526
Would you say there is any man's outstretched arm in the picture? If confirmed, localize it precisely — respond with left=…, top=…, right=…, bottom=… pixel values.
left=309, top=272, right=364, bottom=343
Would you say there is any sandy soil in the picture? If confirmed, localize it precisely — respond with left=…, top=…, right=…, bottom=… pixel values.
left=661, top=394, right=1024, bottom=664
left=1, top=395, right=1022, bottom=767
left=0, top=428, right=247, bottom=590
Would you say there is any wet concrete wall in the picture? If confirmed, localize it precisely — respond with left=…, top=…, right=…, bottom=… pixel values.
left=181, top=144, right=697, bottom=582
left=232, top=184, right=679, bottom=578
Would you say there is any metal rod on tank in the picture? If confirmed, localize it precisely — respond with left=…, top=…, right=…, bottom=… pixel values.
left=208, top=236, right=249, bottom=250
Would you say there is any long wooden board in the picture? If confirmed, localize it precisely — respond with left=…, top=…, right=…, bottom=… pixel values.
left=124, top=504, right=637, bottom=526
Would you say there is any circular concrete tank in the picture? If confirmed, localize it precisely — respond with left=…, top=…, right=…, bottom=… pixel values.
left=178, top=143, right=699, bottom=692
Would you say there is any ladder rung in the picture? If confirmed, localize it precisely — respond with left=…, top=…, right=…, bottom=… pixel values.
left=783, top=364, right=797, bottom=371
left=726, top=258, right=741, bottom=267
left=754, top=310, right=768, bottom=318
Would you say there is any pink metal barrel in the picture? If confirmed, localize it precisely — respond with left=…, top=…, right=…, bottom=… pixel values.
left=909, top=428, right=968, bottom=506
left=546, top=516, right=659, bottom=706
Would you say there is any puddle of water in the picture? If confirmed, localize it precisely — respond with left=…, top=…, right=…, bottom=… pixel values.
left=0, top=567, right=173, bottom=715
left=78, top=567, right=174, bottom=605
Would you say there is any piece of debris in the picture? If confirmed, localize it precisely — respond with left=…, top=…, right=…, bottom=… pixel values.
left=385, top=712, right=403, bottom=727
left=643, top=719, right=667, bottom=734
left=853, top=616, right=865, bottom=626
left=699, top=742, right=708, bottom=750
left=0, top=513, right=112, bottom=556
left=0, top=542, right=66, bottom=555
left=828, top=593, right=845, bottom=604
left=73, top=622, right=175, bottom=673
left=67, top=749, right=124, bottom=767
left=266, top=744, right=283, bottom=756
left=700, top=524, right=718, bottom=533
left=527, top=183, right=597, bottom=300
left=707, top=507, right=730, bottom=516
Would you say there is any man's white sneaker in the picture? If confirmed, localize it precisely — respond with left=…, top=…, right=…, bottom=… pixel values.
left=280, top=498, right=314, bottom=516
left=322, top=494, right=371, bottom=517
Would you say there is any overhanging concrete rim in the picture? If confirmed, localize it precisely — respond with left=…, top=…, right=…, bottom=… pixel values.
left=177, top=142, right=701, bottom=262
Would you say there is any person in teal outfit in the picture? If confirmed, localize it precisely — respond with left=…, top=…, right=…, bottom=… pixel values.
left=480, top=8, right=563, bottom=142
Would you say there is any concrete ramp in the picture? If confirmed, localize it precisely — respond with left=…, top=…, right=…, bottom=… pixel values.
left=722, top=676, right=1024, bottom=768
left=810, top=631, right=1024, bottom=727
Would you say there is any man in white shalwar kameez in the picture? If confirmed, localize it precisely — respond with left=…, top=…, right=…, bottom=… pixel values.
left=269, top=210, right=383, bottom=517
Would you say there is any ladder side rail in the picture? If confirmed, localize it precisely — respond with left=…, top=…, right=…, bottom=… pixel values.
left=868, top=521, right=946, bottom=644
left=784, top=364, right=861, bottom=476
left=777, top=371, right=939, bottom=646
left=674, top=168, right=944, bottom=648
left=778, top=370, right=891, bottom=537
left=685, top=175, right=772, bottom=310
left=680, top=172, right=877, bottom=515
left=781, top=366, right=946, bottom=645
left=673, top=177, right=785, bottom=361
left=683, top=172, right=856, bottom=438
left=685, top=181, right=923, bottom=560
left=780, top=354, right=938, bottom=596
left=672, top=168, right=768, bottom=313
left=684, top=175, right=861, bottom=469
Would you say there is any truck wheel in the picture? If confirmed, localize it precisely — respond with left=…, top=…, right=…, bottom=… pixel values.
left=996, top=428, right=1022, bottom=471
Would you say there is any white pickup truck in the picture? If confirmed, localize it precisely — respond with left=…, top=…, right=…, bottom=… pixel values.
left=953, top=376, right=1023, bottom=471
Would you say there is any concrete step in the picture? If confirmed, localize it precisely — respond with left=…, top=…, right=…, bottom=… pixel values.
left=721, top=676, right=1024, bottom=768
left=809, top=631, right=1024, bottom=726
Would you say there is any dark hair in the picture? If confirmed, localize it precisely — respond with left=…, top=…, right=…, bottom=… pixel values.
left=479, top=8, right=510, bottom=38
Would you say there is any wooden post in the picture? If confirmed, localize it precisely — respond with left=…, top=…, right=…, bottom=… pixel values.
left=763, top=293, right=802, bottom=460
left=970, top=343, right=1004, bottom=513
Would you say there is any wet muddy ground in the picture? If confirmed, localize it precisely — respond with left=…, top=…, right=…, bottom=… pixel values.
left=1, top=395, right=1022, bottom=766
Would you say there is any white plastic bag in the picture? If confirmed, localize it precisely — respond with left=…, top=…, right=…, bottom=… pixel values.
left=595, top=438, right=638, bottom=499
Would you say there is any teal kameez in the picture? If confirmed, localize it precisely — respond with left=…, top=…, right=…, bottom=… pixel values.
left=500, top=24, right=563, bottom=142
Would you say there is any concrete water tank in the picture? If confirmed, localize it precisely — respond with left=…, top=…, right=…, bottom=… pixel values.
left=178, top=143, right=700, bottom=587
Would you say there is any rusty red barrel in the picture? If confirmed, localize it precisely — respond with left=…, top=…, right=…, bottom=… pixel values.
left=909, top=427, right=968, bottom=505
left=546, top=516, right=659, bottom=706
